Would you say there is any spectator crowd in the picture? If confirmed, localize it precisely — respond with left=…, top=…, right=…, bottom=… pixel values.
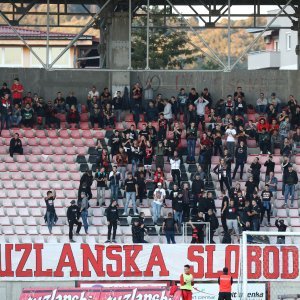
left=2, top=78, right=299, bottom=244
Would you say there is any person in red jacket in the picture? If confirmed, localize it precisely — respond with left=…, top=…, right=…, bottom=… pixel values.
left=11, top=78, right=24, bottom=106
left=256, top=117, right=269, bottom=133
left=218, top=267, right=233, bottom=300
left=180, top=265, right=194, bottom=300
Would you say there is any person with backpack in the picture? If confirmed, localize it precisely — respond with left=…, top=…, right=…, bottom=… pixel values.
left=218, top=267, right=233, bottom=300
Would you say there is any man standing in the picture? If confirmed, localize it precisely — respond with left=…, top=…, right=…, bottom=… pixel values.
left=180, top=265, right=194, bottom=300
left=45, top=190, right=57, bottom=234
left=109, top=166, right=121, bottom=201
left=283, top=164, right=298, bottom=208
left=218, top=267, right=233, bottom=300
left=152, top=182, right=166, bottom=224
left=162, top=212, right=178, bottom=244
left=123, top=172, right=138, bottom=215
left=80, top=192, right=89, bottom=234
left=9, top=133, right=23, bottom=157
left=170, top=151, right=181, bottom=186
left=67, top=200, right=82, bottom=243
left=194, top=96, right=209, bottom=130
left=225, top=123, right=236, bottom=156
left=106, top=199, right=119, bottom=243
left=232, top=140, right=247, bottom=180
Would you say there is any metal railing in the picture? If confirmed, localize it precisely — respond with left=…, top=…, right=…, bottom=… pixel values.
left=182, top=222, right=211, bottom=244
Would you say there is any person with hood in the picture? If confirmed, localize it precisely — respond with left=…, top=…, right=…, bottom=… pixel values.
left=67, top=200, right=82, bottom=243
left=106, top=199, right=119, bottom=243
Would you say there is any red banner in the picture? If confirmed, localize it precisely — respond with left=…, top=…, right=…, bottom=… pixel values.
left=0, top=244, right=299, bottom=281
left=19, top=287, right=176, bottom=300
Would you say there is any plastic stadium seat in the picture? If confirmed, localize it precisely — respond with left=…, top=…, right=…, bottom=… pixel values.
left=34, top=172, right=47, bottom=181
left=290, top=218, right=300, bottom=226
left=2, top=198, right=14, bottom=207
left=19, top=207, right=30, bottom=217
left=27, top=155, right=40, bottom=163
left=59, top=129, right=70, bottom=138
left=6, top=207, right=18, bottom=216
left=50, top=182, right=62, bottom=189
left=65, top=147, right=76, bottom=155
left=11, top=172, right=24, bottom=180
left=6, top=163, right=19, bottom=172
left=19, top=164, right=31, bottom=172
left=1, top=130, right=11, bottom=138
left=53, top=147, right=66, bottom=155
left=42, top=147, right=54, bottom=155
left=276, top=209, right=287, bottom=218
left=26, top=216, right=37, bottom=225
left=39, top=226, right=51, bottom=235
left=0, top=163, right=7, bottom=172
left=92, top=217, right=102, bottom=226
left=8, top=190, right=19, bottom=198
left=20, top=236, right=33, bottom=243
left=49, top=138, right=61, bottom=147
left=27, top=138, right=39, bottom=146
left=0, top=190, right=7, bottom=199
left=31, top=164, right=44, bottom=172
left=47, top=173, right=59, bottom=180
left=47, top=130, right=58, bottom=138
left=70, top=130, right=82, bottom=139
left=39, top=138, right=50, bottom=147
left=15, top=155, right=27, bottom=163
left=0, top=216, right=10, bottom=225
left=92, top=131, right=105, bottom=139
left=7, top=236, right=19, bottom=243
left=31, top=190, right=42, bottom=198
left=82, top=130, right=92, bottom=139
left=3, top=181, right=15, bottom=189
left=289, top=209, right=299, bottom=217
left=54, top=164, right=66, bottom=172
left=15, top=225, right=27, bottom=235
left=55, top=207, right=66, bottom=217
left=47, top=236, right=59, bottom=243
left=15, top=199, right=26, bottom=207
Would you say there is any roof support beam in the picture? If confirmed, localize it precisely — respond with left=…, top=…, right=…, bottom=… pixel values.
left=0, top=10, right=47, bottom=68
left=48, top=0, right=112, bottom=69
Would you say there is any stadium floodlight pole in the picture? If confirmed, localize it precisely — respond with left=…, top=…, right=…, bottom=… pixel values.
left=231, top=0, right=293, bottom=71
left=145, top=0, right=150, bottom=70
left=48, top=0, right=111, bottom=70
left=128, top=0, right=132, bottom=70
left=0, top=11, right=47, bottom=69
left=46, top=0, right=50, bottom=69
left=227, top=0, right=231, bottom=71
left=165, top=0, right=227, bottom=70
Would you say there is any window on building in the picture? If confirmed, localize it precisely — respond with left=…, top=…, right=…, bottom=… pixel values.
left=31, top=47, right=47, bottom=67
left=286, top=33, right=291, bottom=51
left=3, top=47, right=22, bottom=66
left=51, top=47, right=70, bottom=67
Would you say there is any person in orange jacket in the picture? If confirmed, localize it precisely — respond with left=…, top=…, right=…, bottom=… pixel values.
left=218, top=267, right=233, bottom=300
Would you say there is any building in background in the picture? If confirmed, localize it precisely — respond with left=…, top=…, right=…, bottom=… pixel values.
left=0, top=26, right=99, bottom=68
left=248, top=8, right=298, bottom=70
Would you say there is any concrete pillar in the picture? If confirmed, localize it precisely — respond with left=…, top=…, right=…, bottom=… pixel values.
left=107, top=12, right=130, bottom=96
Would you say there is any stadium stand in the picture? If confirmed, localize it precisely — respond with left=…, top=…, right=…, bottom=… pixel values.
left=0, top=83, right=299, bottom=245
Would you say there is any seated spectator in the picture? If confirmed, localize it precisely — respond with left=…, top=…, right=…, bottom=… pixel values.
left=100, top=87, right=112, bottom=106
left=54, top=91, right=66, bottom=113
left=66, top=91, right=81, bottom=113
left=11, top=104, right=22, bottom=127
left=132, top=219, right=148, bottom=243
left=0, top=82, right=11, bottom=98
left=225, top=95, right=234, bottom=116
left=234, top=96, right=246, bottom=118
left=162, top=212, right=179, bottom=244
left=34, top=98, right=46, bottom=129
left=256, top=92, right=268, bottom=114
left=87, top=86, right=99, bottom=110
left=89, top=103, right=103, bottom=129
left=245, top=120, right=258, bottom=141
left=153, top=167, right=164, bottom=187
left=268, top=92, right=281, bottom=113
left=45, top=100, right=60, bottom=129
left=146, top=101, right=159, bottom=122
left=67, top=105, right=80, bottom=128
left=267, top=104, right=277, bottom=124
left=1, top=93, right=12, bottom=130
left=23, top=92, right=33, bottom=107
left=268, top=119, right=279, bottom=135
left=112, top=91, right=123, bottom=122
left=21, top=103, right=34, bottom=128
left=9, top=132, right=23, bottom=157
left=103, top=103, right=115, bottom=128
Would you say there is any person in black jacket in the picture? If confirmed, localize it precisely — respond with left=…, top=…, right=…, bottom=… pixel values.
left=78, top=170, right=93, bottom=200
left=172, top=190, right=184, bottom=227
left=283, top=164, right=298, bottom=208
left=191, top=173, right=205, bottom=207
left=106, top=199, right=119, bottom=243
left=205, top=208, right=219, bottom=243
left=205, top=191, right=217, bottom=213
left=9, top=133, right=23, bottom=157
left=264, top=155, right=275, bottom=177
left=249, top=157, right=261, bottom=188
left=67, top=200, right=82, bottom=243
left=232, top=141, right=247, bottom=180
left=275, top=219, right=287, bottom=244
left=45, top=190, right=57, bottom=234
left=213, top=158, right=231, bottom=193
left=132, top=219, right=148, bottom=243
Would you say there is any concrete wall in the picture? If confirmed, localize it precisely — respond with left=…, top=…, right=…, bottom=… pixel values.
left=0, top=281, right=74, bottom=300
left=0, top=69, right=299, bottom=105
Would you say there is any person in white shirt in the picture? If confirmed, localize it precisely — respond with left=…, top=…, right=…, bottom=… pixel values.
left=163, top=99, right=173, bottom=130
left=256, top=92, right=268, bottom=114
left=88, top=86, right=99, bottom=100
left=152, top=182, right=166, bottom=224
left=170, top=151, right=181, bottom=186
left=194, top=97, right=209, bottom=131
left=225, top=123, right=236, bottom=157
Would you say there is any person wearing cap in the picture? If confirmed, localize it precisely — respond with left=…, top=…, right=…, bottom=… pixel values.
left=218, top=267, right=233, bottom=300
left=106, top=199, right=119, bottom=243
left=67, top=200, right=82, bottom=242
left=283, top=164, right=298, bottom=208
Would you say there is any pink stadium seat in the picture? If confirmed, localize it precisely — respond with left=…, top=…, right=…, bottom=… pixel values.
left=24, top=130, right=35, bottom=138
left=6, top=207, right=18, bottom=216
left=15, top=181, right=26, bottom=189
left=6, top=163, right=19, bottom=172
left=53, top=147, right=66, bottom=155
left=62, top=139, right=73, bottom=147
left=34, top=172, right=47, bottom=181
left=43, top=164, right=55, bottom=172
left=36, top=130, right=47, bottom=138
left=1, top=130, right=11, bottom=138
left=82, top=130, right=92, bottom=139
left=64, top=156, right=75, bottom=164
left=47, top=172, right=59, bottom=180
left=291, top=218, right=300, bottom=226
left=32, top=236, right=45, bottom=243
left=49, top=138, right=61, bottom=147
left=31, top=190, right=42, bottom=198
left=31, top=163, right=43, bottom=172
left=51, top=155, right=63, bottom=164
left=47, top=130, right=58, bottom=138
left=92, top=131, right=105, bottom=139
left=59, top=129, right=70, bottom=138
left=27, top=199, right=38, bottom=207
left=30, top=207, right=42, bottom=216
left=39, top=181, right=51, bottom=190
left=75, top=147, right=87, bottom=155
left=11, top=172, right=23, bottom=180
left=42, top=147, right=54, bottom=155
left=70, top=130, right=82, bottom=139
left=27, top=137, right=38, bottom=146
left=289, top=209, right=299, bottom=217
left=19, top=207, right=30, bottom=217
left=31, top=147, right=42, bottom=155
left=80, top=122, right=90, bottom=130
left=18, top=189, right=30, bottom=199
left=59, top=173, right=70, bottom=181
left=39, top=138, right=49, bottom=146
left=65, top=147, right=76, bottom=155
left=81, top=113, right=89, bottom=122
left=73, top=139, right=84, bottom=147
left=0, top=163, right=7, bottom=172
left=276, top=209, right=287, bottom=218
left=19, top=164, right=31, bottom=172
left=84, top=139, right=95, bottom=147
left=15, top=155, right=27, bottom=163
left=65, top=190, right=77, bottom=199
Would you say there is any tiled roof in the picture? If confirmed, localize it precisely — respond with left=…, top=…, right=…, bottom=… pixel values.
left=0, top=26, right=93, bottom=40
